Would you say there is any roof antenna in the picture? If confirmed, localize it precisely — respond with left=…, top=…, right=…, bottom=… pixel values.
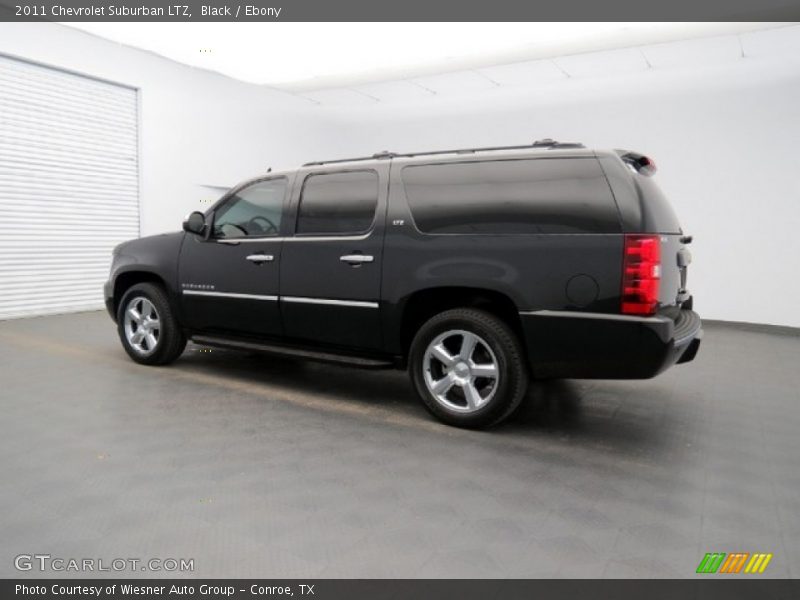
left=267, top=167, right=272, bottom=173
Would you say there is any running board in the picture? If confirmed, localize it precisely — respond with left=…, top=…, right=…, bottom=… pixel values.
left=191, top=335, right=396, bottom=369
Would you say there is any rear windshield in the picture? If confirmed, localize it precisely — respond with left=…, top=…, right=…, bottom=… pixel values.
left=633, top=174, right=682, bottom=234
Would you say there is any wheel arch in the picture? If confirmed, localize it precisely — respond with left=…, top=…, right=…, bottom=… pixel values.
left=397, top=286, right=526, bottom=363
left=113, top=270, right=169, bottom=318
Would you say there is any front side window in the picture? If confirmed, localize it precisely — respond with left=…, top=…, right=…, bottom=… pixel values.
left=296, top=171, right=379, bottom=235
left=213, top=178, right=287, bottom=239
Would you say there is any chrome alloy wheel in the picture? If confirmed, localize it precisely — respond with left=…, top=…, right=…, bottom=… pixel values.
left=123, top=296, right=161, bottom=356
left=423, top=329, right=499, bottom=413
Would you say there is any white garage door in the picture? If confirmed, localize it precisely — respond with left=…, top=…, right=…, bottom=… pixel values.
left=0, top=54, right=139, bottom=319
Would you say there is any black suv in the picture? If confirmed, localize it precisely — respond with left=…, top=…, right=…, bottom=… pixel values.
left=105, top=140, right=702, bottom=428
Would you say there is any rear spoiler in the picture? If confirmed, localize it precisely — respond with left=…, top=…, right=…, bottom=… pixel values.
left=614, top=149, right=657, bottom=176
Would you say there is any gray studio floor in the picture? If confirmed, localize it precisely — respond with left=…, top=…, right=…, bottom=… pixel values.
left=0, top=311, right=798, bottom=578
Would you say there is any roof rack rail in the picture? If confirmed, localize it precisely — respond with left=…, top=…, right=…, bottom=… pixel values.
left=531, top=138, right=585, bottom=149
left=303, top=151, right=398, bottom=167
left=301, top=139, right=585, bottom=167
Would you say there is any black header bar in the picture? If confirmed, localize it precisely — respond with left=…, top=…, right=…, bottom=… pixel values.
left=5, top=579, right=800, bottom=600
left=2, top=0, right=800, bottom=22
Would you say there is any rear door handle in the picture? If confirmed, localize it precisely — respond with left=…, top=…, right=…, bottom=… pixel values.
left=246, top=254, right=274, bottom=264
left=340, top=254, right=374, bottom=265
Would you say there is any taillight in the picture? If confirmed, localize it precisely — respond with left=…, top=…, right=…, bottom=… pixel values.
left=621, top=234, right=661, bottom=315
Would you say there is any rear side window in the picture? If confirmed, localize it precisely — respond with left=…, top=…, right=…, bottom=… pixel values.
left=296, top=171, right=379, bottom=235
left=402, top=158, right=620, bottom=234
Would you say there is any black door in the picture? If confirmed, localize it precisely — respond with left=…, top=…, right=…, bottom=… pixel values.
left=179, top=176, right=291, bottom=338
left=279, top=167, right=388, bottom=351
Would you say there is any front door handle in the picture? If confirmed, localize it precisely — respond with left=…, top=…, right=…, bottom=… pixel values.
left=246, top=254, right=274, bottom=264
left=340, top=254, right=374, bottom=265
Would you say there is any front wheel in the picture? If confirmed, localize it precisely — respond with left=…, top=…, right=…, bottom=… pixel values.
left=409, top=308, right=529, bottom=429
left=117, top=283, right=186, bottom=365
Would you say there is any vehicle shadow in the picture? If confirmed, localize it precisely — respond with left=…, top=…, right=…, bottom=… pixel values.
left=176, top=343, right=676, bottom=456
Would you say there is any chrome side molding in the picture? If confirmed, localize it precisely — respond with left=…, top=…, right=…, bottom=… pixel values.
left=281, top=296, right=379, bottom=308
left=181, top=290, right=378, bottom=308
left=182, top=290, right=278, bottom=301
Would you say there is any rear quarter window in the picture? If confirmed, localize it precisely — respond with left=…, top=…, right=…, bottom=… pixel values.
left=401, top=157, right=621, bottom=234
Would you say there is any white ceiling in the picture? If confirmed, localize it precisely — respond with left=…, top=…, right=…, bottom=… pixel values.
left=300, top=25, right=800, bottom=106
left=67, top=22, right=794, bottom=93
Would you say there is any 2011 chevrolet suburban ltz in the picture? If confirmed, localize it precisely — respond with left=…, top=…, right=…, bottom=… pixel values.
left=105, top=140, right=702, bottom=428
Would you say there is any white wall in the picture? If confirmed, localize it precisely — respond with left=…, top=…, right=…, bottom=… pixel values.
left=0, top=22, right=331, bottom=237
left=1, top=23, right=798, bottom=328
left=307, top=41, right=800, bottom=328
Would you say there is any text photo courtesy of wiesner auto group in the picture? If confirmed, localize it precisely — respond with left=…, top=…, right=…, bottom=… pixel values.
left=1, top=1, right=799, bottom=599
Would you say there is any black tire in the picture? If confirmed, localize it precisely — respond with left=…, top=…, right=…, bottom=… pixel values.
left=409, top=308, right=529, bottom=429
left=117, top=282, right=186, bottom=365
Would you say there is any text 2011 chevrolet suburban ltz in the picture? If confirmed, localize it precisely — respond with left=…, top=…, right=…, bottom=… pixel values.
left=105, top=140, right=702, bottom=428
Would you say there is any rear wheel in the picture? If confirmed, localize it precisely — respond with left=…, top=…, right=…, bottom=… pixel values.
left=409, top=308, right=529, bottom=428
left=117, top=283, right=186, bottom=365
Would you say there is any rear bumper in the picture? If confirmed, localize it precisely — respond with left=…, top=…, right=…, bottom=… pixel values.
left=519, top=308, right=702, bottom=379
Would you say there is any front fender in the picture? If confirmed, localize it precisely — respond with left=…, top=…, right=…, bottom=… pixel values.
left=104, top=232, right=185, bottom=321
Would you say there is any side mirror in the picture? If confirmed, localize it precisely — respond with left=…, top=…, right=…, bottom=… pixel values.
left=182, top=211, right=206, bottom=236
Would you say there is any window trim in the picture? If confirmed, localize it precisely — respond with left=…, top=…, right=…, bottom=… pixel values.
left=293, top=168, right=380, bottom=238
left=400, top=156, right=619, bottom=237
left=209, top=175, right=289, bottom=242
